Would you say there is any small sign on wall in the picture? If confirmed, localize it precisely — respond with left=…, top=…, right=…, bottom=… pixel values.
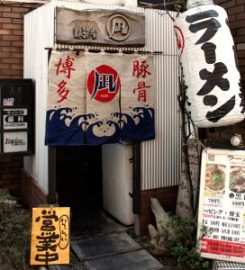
left=0, top=79, right=34, bottom=155
left=3, top=98, right=15, bottom=106
left=3, top=108, right=28, bottom=129
left=3, top=132, right=28, bottom=153
left=30, top=207, right=70, bottom=266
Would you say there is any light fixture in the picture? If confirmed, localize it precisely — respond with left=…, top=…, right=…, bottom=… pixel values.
left=230, top=134, right=243, bottom=147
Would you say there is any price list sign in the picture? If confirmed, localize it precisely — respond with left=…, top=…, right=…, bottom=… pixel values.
left=198, top=148, right=245, bottom=263
left=0, top=79, right=34, bottom=154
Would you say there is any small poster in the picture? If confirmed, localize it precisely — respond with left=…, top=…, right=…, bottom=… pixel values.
left=30, top=207, right=70, bottom=265
left=2, top=84, right=29, bottom=106
left=3, top=131, right=28, bottom=153
left=197, top=148, right=245, bottom=263
left=3, top=98, right=15, bottom=106
left=3, top=108, right=28, bottom=130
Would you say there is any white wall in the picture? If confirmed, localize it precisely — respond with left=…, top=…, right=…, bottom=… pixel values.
left=24, top=0, right=181, bottom=192
left=24, top=2, right=55, bottom=192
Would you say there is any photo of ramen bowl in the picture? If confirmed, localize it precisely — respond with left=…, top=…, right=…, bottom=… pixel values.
left=205, top=165, right=225, bottom=191
left=230, top=167, right=245, bottom=193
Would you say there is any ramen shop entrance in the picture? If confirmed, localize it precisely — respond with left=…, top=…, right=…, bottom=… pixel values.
left=55, top=146, right=103, bottom=218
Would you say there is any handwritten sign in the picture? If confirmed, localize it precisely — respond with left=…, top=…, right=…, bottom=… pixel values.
left=197, top=149, right=245, bottom=263
left=30, top=207, right=70, bottom=266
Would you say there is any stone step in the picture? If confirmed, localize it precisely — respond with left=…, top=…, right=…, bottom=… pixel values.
left=72, top=232, right=141, bottom=261
left=71, top=212, right=127, bottom=240
left=83, top=249, right=164, bottom=270
left=48, top=266, right=71, bottom=270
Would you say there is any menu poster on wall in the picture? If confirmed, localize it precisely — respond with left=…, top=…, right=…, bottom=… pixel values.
left=197, top=148, right=245, bottom=263
left=0, top=79, right=34, bottom=155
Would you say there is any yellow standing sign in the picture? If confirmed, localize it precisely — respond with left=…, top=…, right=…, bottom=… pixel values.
left=30, top=207, right=70, bottom=265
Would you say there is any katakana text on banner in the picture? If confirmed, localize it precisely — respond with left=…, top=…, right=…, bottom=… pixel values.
left=45, top=51, right=155, bottom=145
left=174, top=5, right=244, bottom=128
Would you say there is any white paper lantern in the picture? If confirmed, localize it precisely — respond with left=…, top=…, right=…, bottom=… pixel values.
left=174, top=3, right=245, bottom=128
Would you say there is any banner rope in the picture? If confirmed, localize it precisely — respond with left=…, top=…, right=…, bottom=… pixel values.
left=45, top=46, right=178, bottom=57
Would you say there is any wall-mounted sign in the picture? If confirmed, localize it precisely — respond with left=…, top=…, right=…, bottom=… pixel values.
left=3, top=108, right=28, bottom=129
left=55, top=7, right=145, bottom=46
left=3, top=131, right=28, bottom=153
left=197, top=148, right=245, bottom=263
left=30, top=207, right=70, bottom=266
left=0, top=79, right=34, bottom=155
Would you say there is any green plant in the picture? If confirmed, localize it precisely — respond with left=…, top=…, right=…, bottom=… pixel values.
left=0, top=189, right=31, bottom=270
left=163, top=216, right=210, bottom=270
left=173, top=0, right=186, bottom=12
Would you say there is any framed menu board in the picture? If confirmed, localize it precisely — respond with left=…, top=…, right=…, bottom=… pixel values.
left=0, top=79, right=34, bottom=155
left=197, top=148, right=245, bottom=263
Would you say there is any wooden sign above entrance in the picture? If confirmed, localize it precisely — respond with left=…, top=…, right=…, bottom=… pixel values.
left=55, top=7, right=145, bottom=46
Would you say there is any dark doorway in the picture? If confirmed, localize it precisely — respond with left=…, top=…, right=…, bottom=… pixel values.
left=55, top=146, right=103, bottom=218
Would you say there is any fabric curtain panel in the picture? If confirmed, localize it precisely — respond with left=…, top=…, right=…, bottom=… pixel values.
left=45, top=50, right=155, bottom=146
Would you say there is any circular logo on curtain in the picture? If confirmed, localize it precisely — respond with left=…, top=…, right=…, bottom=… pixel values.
left=87, top=65, right=121, bottom=102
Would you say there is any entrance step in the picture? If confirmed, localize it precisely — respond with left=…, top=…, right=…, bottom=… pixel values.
left=71, top=232, right=141, bottom=260
left=83, top=249, right=163, bottom=270
left=71, top=212, right=127, bottom=239
left=49, top=212, right=163, bottom=270
left=48, top=266, right=70, bottom=270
